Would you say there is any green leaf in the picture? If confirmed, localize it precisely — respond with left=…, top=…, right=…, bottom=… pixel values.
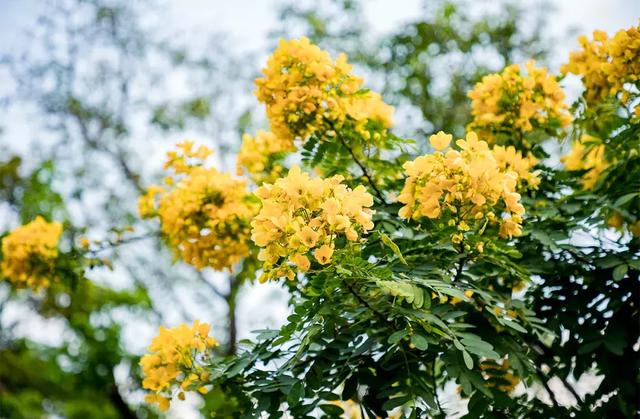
left=412, top=286, right=424, bottom=308
left=613, top=264, right=628, bottom=281
left=320, top=404, right=345, bottom=415
left=382, top=395, right=412, bottom=411
left=342, top=375, right=358, bottom=400
left=578, top=340, right=602, bottom=354
left=502, top=318, right=527, bottom=334
left=411, top=334, right=429, bottom=350
left=378, top=280, right=414, bottom=299
left=462, top=350, right=474, bottom=369
left=604, top=338, right=624, bottom=356
left=614, top=192, right=638, bottom=207
left=318, top=391, right=340, bottom=401
left=389, top=329, right=407, bottom=345
left=336, top=265, right=353, bottom=275
left=460, top=336, right=500, bottom=359
left=287, top=381, right=305, bottom=406
left=255, top=329, right=279, bottom=341
left=380, top=232, right=408, bottom=265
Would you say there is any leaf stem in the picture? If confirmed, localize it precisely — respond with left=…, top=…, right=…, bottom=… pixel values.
left=336, top=134, right=387, bottom=204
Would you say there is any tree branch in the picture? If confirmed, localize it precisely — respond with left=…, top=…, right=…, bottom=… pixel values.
left=432, top=358, right=442, bottom=413
left=343, top=278, right=389, bottom=324
left=195, top=271, right=227, bottom=299
left=108, top=379, right=138, bottom=419
left=225, top=275, right=241, bottom=356
left=535, top=365, right=559, bottom=408
left=335, top=134, right=387, bottom=204
left=87, top=233, right=155, bottom=255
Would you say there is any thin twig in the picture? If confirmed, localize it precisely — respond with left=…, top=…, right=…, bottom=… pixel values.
left=535, top=365, right=559, bottom=407
left=453, top=256, right=467, bottom=282
left=453, top=241, right=467, bottom=282
left=560, top=376, right=583, bottom=407
left=432, top=358, right=442, bottom=413
left=343, top=278, right=388, bottom=322
left=87, top=233, right=155, bottom=254
left=335, top=134, right=387, bottom=204
left=195, top=270, right=227, bottom=299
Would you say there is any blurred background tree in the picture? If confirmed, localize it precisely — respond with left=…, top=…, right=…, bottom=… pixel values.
left=1, top=0, right=258, bottom=416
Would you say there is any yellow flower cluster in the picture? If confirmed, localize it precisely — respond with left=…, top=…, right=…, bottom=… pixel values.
left=562, top=137, right=640, bottom=235
left=398, top=131, right=528, bottom=242
left=254, top=37, right=393, bottom=146
left=480, top=359, right=521, bottom=393
left=329, top=400, right=401, bottom=419
left=236, top=130, right=294, bottom=184
left=141, top=321, right=217, bottom=411
left=561, top=135, right=609, bottom=190
left=608, top=211, right=640, bottom=237
left=139, top=141, right=257, bottom=271
left=492, top=145, right=541, bottom=188
left=251, top=165, right=374, bottom=281
left=562, top=25, right=640, bottom=110
left=1, top=216, right=62, bottom=290
left=467, top=60, right=572, bottom=144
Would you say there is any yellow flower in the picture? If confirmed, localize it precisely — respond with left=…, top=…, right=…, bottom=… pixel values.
left=298, top=226, right=320, bottom=248
left=254, top=37, right=393, bottom=146
left=141, top=321, right=217, bottom=412
left=480, top=359, right=521, bottom=393
left=492, top=145, right=540, bottom=188
left=1, top=216, right=62, bottom=290
left=236, top=130, right=294, bottom=185
left=562, top=25, right=640, bottom=106
left=139, top=141, right=257, bottom=271
left=291, top=253, right=311, bottom=272
left=499, top=216, right=523, bottom=239
left=607, top=212, right=624, bottom=229
left=429, top=131, right=452, bottom=151
left=144, top=394, right=170, bottom=412
left=314, top=244, right=334, bottom=265
left=251, top=165, right=374, bottom=281
left=467, top=60, right=572, bottom=145
left=630, top=221, right=640, bottom=237
left=79, top=236, right=90, bottom=249
left=398, top=131, right=529, bottom=242
left=561, top=135, right=610, bottom=190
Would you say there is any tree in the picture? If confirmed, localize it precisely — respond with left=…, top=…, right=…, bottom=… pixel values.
left=134, top=25, right=639, bottom=418
left=1, top=2, right=638, bottom=418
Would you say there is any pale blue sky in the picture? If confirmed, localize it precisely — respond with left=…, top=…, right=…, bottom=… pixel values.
left=2, top=0, right=638, bottom=59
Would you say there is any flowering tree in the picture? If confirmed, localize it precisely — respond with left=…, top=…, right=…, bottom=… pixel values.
left=1, top=17, right=638, bottom=419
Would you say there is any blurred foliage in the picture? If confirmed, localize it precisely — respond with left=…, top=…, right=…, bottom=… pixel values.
left=0, top=156, right=155, bottom=418
left=1, top=0, right=257, bottom=415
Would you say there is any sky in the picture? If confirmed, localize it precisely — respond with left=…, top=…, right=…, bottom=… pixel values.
left=2, top=0, right=638, bottom=59
left=0, top=0, right=639, bottom=417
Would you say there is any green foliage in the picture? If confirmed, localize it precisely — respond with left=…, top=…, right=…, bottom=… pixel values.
left=152, top=97, right=212, bottom=131
left=0, top=154, right=154, bottom=418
